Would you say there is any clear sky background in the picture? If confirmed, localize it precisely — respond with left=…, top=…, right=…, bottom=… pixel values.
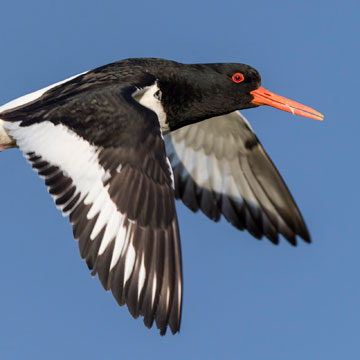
left=0, top=1, right=358, bottom=359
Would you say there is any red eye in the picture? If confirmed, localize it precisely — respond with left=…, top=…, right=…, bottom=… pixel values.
left=232, top=72, right=245, bottom=83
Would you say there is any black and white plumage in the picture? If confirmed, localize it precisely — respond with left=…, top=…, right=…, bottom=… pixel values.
left=0, top=58, right=322, bottom=335
left=165, top=111, right=309, bottom=245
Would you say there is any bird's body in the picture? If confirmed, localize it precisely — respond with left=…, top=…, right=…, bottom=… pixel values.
left=0, top=58, right=322, bottom=335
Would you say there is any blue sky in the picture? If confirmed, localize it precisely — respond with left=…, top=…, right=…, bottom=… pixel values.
left=0, top=0, right=359, bottom=359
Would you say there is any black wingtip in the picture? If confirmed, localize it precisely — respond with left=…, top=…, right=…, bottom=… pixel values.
left=284, top=230, right=311, bottom=247
left=297, top=221, right=312, bottom=244
left=301, top=231, right=312, bottom=244
left=158, top=322, right=180, bottom=336
left=169, top=323, right=181, bottom=335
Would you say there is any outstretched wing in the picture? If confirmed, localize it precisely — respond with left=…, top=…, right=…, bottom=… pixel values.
left=165, top=111, right=310, bottom=246
left=2, top=81, right=182, bottom=335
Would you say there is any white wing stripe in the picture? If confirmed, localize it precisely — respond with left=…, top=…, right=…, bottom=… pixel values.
left=138, top=255, right=146, bottom=299
left=90, top=196, right=114, bottom=240
left=100, top=209, right=122, bottom=253
left=109, top=219, right=127, bottom=270
left=123, top=240, right=136, bottom=286
left=85, top=183, right=106, bottom=216
left=7, top=120, right=128, bottom=262
left=165, top=110, right=309, bottom=244
left=151, top=275, right=157, bottom=308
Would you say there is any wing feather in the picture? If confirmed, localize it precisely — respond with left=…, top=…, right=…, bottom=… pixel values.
left=165, top=111, right=310, bottom=245
left=6, top=114, right=182, bottom=335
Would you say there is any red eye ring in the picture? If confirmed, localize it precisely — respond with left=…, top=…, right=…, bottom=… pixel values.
left=232, top=72, right=245, bottom=83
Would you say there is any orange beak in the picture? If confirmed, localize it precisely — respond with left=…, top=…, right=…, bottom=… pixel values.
left=250, top=86, right=324, bottom=120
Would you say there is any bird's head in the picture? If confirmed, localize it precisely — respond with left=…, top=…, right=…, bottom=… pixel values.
left=154, top=60, right=323, bottom=130
left=203, top=62, right=324, bottom=120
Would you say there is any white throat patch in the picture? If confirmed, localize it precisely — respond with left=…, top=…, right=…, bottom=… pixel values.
left=133, top=83, right=169, bottom=134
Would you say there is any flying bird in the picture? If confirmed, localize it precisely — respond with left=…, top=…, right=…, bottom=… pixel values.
left=0, top=58, right=323, bottom=335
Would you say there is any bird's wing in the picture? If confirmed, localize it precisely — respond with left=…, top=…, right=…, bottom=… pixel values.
left=2, top=82, right=182, bottom=335
left=164, top=111, right=310, bottom=245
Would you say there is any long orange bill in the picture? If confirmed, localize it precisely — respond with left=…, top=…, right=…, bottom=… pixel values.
left=250, top=86, right=324, bottom=120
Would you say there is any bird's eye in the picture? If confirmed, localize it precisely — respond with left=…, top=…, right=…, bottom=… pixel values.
left=232, top=73, right=245, bottom=83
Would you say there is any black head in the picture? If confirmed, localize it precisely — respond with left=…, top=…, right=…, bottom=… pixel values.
left=201, top=62, right=262, bottom=107
left=156, top=62, right=264, bottom=130
left=133, top=58, right=323, bottom=131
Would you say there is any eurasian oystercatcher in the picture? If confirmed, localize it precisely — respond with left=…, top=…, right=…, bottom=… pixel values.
left=0, top=58, right=323, bottom=335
